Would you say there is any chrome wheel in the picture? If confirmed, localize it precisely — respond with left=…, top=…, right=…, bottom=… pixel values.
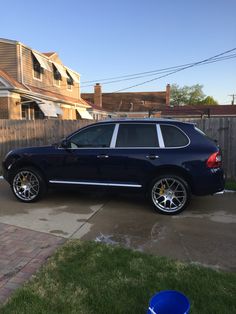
left=152, top=177, right=187, bottom=213
left=13, top=170, right=40, bottom=201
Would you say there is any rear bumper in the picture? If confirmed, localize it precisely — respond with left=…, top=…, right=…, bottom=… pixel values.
left=191, top=168, right=225, bottom=196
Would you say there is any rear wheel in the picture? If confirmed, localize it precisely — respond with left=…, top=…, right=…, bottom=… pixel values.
left=11, top=167, right=46, bottom=202
left=149, top=174, right=190, bottom=215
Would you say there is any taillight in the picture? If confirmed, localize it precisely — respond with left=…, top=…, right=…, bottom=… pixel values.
left=206, top=151, right=222, bottom=168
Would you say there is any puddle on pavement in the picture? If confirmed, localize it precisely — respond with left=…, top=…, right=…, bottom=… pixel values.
left=92, top=224, right=168, bottom=252
left=150, top=222, right=168, bottom=242
left=50, top=229, right=69, bottom=236
left=172, top=210, right=236, bottom=224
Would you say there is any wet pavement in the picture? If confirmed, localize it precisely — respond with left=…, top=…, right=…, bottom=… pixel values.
left=79, top=191, right=236, bottom=272
left=0, top=179, right=236, bottom=276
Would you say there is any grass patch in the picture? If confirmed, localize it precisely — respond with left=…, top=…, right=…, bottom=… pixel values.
left=1, top=241, right=236, bottom=314
left=225, top=180, right=236, bottom=191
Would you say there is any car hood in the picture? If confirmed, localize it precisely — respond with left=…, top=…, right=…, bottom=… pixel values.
left=6, top=145, right=55, bottom=157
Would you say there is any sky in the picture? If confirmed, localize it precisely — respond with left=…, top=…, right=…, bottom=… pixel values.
left=0, top=0, right=235, bottom=104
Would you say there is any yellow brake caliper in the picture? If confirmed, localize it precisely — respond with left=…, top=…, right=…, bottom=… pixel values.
left=21, top=175, right=27, bottom=186
left=159, top=184, right=165, bottom=195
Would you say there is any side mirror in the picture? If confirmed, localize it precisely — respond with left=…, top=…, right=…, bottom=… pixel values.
left=60, top=139, right=71, bottom=149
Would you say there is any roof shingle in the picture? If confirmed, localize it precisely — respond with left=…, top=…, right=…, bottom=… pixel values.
left=0, top=69, right=27, bottom=90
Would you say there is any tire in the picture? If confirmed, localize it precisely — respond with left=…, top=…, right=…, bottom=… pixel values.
left=10, top=167, right=47, bottom=202
left=149, top=174, right=190, bottom=215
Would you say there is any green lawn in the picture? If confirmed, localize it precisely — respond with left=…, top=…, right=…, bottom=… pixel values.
left=225, top=180, right=236, bottom=191
left=1, top=241, right=236, bottom=314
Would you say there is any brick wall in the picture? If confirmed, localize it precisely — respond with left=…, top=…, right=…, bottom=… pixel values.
left=0, top=97, right=9, bottom=119
left=0, top=93, right=21, bottom=119
left=8, top=96, right=21, bottom=119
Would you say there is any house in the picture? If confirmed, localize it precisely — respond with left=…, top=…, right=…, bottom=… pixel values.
left=0, top=38, right=93, bottom=120
left=161, top=104, right=236, bottom=119
left=87, top=102, right=114, bottom=120
left=82, top=83, right=236, bottom=119
left=81, top=83, right=170, bottom=118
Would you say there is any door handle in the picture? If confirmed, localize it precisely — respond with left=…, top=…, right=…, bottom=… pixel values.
left=146, top=155, right=159, bottom=160
left=97, top=155, right=109, bottom=159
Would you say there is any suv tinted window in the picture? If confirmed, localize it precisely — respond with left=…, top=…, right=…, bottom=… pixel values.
left=160, top=125, right=189, bottom=147
left=69, top=124, right=115, bottom=148
left=116, top=124, right=159, bottom=147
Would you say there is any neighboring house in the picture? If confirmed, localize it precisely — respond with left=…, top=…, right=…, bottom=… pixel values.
left=0, top=38, right=92, bottom=120
left=82, top=83, right=236, bottom=119
left=82, top=83, right=170, bottom=118
left=87, top=102, right=114, bottom=120
left=161, top=104, right=236, bottom=118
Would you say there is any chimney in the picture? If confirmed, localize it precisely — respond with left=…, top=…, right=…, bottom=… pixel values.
left=94, top=83, right=102, bottom=107
left=166, top=84, right=170, bottom=106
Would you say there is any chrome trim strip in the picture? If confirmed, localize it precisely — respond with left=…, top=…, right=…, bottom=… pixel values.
left=49, top=180, right=142, bottom=188
left=110, top=123, right=119, bottom=148
left=58, top=146, right=189, bottom=150
left=156, top=124, right=164, bottom=148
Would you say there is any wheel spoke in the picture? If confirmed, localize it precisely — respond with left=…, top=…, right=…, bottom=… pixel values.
left=164, top=179, right=169, bottom=188
left=173, top=183, right=180, bottom=192
left=173, top=197, right=181, bottom=205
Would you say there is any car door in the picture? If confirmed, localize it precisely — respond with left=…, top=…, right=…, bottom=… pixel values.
left=50, top=123, right=115, bottom=183
left=99, top=123, right=161, bottom=187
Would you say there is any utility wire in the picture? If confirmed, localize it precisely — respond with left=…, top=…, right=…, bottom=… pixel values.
left=82, top=53, right=236, bottom=84
left=80, top=54, right=236, bottom=88
left=112, top=48, right=236, bottom=93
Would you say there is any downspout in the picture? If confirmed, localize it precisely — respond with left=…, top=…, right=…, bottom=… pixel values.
left=7, top=92, right=10, bottom=119
left=19, top=44, right=31, bottom=91
left=18, top=44, right=31, bottom=119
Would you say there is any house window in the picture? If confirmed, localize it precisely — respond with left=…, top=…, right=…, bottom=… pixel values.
left=66, top=71, right=74, bottom=90
left=21, top=103, right=44, bottom=120
left=53, top=64, right=62, bottom=86
left=32, top=54, right=43, bottom=80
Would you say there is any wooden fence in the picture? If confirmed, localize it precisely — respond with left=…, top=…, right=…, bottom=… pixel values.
left=0, top=119, right=92, bottom=174
left=181, top=117, right=236, bottom=180
left=0, top=117, right=235, bottom=179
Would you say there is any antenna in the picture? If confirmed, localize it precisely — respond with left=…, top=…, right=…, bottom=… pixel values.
left=228, top=94, right=236, bottom=105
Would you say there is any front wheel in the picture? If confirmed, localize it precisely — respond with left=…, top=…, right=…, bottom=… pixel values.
left=11, top=167, right=46, bottom=202
left=149, top=175, right=190, bottom=215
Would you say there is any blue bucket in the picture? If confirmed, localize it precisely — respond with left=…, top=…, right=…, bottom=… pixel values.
left=147, top=290, right=190, bottom=314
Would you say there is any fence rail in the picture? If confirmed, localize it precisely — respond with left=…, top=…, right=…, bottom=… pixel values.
left=0, top=118, right=235, bottom=179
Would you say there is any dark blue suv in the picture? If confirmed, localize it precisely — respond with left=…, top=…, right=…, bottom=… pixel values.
left=2, top=119, right=224, bottom=215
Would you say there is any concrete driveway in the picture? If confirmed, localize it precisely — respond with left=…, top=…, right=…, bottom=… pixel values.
left=0, top=179, right=235, bottom=271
